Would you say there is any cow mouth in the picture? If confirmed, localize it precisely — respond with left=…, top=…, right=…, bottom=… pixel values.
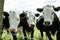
left=44, top=24, right=51, bottom=26
left=43, top=23, right=51, bottom=26
left=28, top=24, right=34, bottom=28
left=9, top=29, right=16, bottom=32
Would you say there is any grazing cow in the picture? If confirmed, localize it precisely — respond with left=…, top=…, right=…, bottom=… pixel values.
left=18, top=11, right=35, bottom=40
left=36, top=5, right=60, bottom=40
left=2, top=10, right=20, bottom=40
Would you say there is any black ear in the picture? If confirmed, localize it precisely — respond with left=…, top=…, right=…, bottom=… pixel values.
left=35, top=13, right=40, bottom=17
left=20, top=11, right=26, bottom=18
left=53, top=6, right=60, bottom=11
left=37, top=8, right=43, bottom=12
left=57, top=7, right=60, bottom=10
left=20, top=13, right=26, bottom=17
left=4, top=12, right=9, bottom=17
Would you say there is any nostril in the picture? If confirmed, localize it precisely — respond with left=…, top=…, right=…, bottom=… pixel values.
left=45, top=21, right=50, bottom=25
left=10, top=29, right=15, bottom=32
left=31, top=24, right=34, bottom=26
left=31, top=24, right=34, bottom=27
left=48, top=22, right=50, bottom=24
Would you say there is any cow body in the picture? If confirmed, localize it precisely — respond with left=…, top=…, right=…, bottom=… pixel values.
left=36, top=5, right=60, bottom=40
left=2, top=12, right=10, bottom=32
left=18, top=11, right=35, bottom=40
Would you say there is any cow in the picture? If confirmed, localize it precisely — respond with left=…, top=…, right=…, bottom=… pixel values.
left=18, top=11, right=35, bottom=40
left=2, top=10, right=20, bottom=40
left=35, top=5, right=60, bottom=40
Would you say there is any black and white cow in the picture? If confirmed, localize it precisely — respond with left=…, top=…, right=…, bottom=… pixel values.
left=18, top=11, right=35, bottom=40
left=2, top=10, right=20, bottom=40
left=36, top=5, right=60, bottom=40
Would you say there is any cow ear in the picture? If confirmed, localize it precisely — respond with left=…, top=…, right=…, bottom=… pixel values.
left=37, top=8, right=43, bottom=12
left=20, top=11, right=26, bottom=18
left=4, top=12, right=9, bottom=17
left=57, top=7, right=60, bottom=10
left=35, top=13, right=40, bottom=17
left=53, top=6, right=60, bottom=11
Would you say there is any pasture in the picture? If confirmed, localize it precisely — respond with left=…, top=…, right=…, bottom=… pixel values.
left=1, top=19, right=58, bottom=40
left=1, top=26, right=57, bottom=40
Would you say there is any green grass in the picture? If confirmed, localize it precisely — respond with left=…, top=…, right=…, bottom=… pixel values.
left=2, top=27, right=57, bottom=40
left=1, top=19, right=57, bottom=40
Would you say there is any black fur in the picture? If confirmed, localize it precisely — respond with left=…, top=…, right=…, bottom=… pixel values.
left=2, top=12, right=10, bottom=31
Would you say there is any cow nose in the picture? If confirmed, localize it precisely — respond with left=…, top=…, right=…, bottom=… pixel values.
left=10, top=29, right=15, bottom=32
left=30, top=24, right=34, bottom=28
left=31, top=24, right=34, bottom=26
left=44, top=21, right=50, bottom=25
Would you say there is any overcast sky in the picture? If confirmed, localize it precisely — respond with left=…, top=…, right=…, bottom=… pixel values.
left=4, top=0, right=60, bottom=17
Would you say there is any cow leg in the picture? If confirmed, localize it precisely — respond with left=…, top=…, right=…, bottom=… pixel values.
left=40, top=30, right=43, bottom=40
left=2, top=24, right=5, bottom=34
left=11, top=32, right=17, bottom=40
left=23, top=29, right=27, bottom=40
left=57, top=31, right=60, bottom=40
left=18, top=27, right=23, bottom=40
left=31, top=28, right=34, bottom=40
left=46, top=32, right=52, bottom=40
left=1, top=26, right=4, bottom=34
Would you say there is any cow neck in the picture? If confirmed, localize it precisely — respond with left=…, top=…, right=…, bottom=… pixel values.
left=53, top=13, right=59, bottom=24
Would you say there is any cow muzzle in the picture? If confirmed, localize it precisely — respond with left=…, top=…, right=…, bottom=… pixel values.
left=9, top=29, right=16, bottom=32
left=29, top=24, right=34, bottom=28
left=43, top=21, right=50, bottom=26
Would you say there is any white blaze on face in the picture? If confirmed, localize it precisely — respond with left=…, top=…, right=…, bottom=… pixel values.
left=9, top=10, right=20, bottom=31
left=43, top=5, right=54, bottom=26
left=25, top=11, right=35, bottom=26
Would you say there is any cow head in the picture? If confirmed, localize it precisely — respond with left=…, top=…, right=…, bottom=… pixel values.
left=25, top=11, right=35, bottom=27
left=20, top=11, right=35, bottom=28
left=9, top=10, right=20, bottom=32
left=37, top=5, right=60, bottom=26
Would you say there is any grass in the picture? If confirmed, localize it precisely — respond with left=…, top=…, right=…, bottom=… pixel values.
left=2, top=27, right=41, bottom=40
left=2, top=26, right=57, bottom=40
left=1, top=19, right=57, bottom=40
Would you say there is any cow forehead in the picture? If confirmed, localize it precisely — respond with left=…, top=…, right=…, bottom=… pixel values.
left=25, top=11, right=35, bottom=17
left=9, top=9, right=20, bottom=15
left=44, top=6, right=54, bottom=11
left=43, top=6, right=54, bottom=15
left=9, top=10, right=20, bottom=18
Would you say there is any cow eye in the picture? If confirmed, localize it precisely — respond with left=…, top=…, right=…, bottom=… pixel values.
left=52, top=13, right=53, bottom=15
left=25, top=16, right=29, bottom=19
left=27, top=17, right=29, bottom=19
left=17, top=19, right=19, bottom=21
left=43, top=12, right=44, bottom=14
left=52, top=12, right=54, bottom=15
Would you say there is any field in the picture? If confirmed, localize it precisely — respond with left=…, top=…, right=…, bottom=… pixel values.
left=1, top=19, right=58, bottom=40
left=2, top=26, right=57, bottom=40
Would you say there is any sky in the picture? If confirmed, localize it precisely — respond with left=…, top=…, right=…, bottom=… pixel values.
left=4, top=0, right=60, bottom=17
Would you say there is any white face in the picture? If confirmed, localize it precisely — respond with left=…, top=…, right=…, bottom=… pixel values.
left=9, top=10, right=20, bottom=31
left=25, top=11, right=35, bottom=27
left=43, top=6, right=54, bottom=26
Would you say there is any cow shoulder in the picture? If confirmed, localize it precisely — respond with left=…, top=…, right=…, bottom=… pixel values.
left=54, top=13, right=59, bottom=23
